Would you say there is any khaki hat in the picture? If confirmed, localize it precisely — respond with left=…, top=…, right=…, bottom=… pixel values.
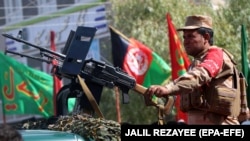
left=177, top=15, right=212, bottom=31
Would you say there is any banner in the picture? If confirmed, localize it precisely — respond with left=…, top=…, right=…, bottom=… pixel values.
left=166, top=13, right=191, bottom=122
left=0, top=52, right=54, bottom=118
left=241, top=24, right=250, bottom=105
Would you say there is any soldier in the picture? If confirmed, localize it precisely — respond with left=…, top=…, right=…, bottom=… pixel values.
left=144, top=15, right=241, bottom=125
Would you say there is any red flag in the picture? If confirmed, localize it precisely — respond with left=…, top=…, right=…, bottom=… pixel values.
left=50, top=31, right=63, bottom=115
left=166, top=13, right=191, bottom=122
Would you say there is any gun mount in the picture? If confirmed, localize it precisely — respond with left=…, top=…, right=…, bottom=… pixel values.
left=2, top=26, right=137, bottom=116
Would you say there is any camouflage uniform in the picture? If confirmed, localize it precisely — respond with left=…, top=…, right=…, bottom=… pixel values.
left=165, top=46, right=240, bottom=125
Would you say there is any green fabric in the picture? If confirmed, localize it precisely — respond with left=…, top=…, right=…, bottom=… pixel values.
left=68, top=98, right=76, bottom=112
left=241, top=24, right=250, bottom=105
left=142, top=52, right=171, bottom=87
left=0, top=52, right=54, bottom=118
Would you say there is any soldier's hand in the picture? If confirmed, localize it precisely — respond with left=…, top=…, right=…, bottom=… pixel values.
left=145, top=85, right=169, bottom=98
left=143, top=85, right=169, bottom=106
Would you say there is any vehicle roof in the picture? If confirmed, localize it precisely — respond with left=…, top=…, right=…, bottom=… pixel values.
left=19, top=129, right=90, bottom=141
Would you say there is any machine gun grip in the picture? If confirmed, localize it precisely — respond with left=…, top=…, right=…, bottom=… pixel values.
left=120, top=84, right=147, bottom=104
left=119, top=87, right=130, bottom=104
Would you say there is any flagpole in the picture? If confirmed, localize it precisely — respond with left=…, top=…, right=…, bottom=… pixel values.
left=114, top=86, right=121, bottom=123
left=1, top=98, right=6, bottom=124
left=109, top=25, right=130, bottom=42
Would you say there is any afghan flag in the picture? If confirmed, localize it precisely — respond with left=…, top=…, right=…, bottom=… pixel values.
left=166, top=13, right=191, bottom=122
left=0, top=52, right=54, bottom=118
left=241, top=24, right=250, bottom=106
left=110, top=26, right=171, bottom=88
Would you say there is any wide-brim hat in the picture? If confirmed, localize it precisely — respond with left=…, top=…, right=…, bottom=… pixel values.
left=177, top=15, right=212, bottom=31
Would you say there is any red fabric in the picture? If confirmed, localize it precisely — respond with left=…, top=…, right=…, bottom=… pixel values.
left=110, top=28, right=153, bottom=85
left=123, top=38, right=153, bottom=84
left=50, top=31, right=63, bottom=116
left=197, top=48, right=223, bottom=77
left=166, top=13, right=191, bottom=122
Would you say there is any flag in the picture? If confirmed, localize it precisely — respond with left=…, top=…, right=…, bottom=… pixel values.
left=50, top=31, right=63, bottom=115
left=0, top=52, right=53, bottom=117
left=166, top=13, right=191, bottom=122
left=50, top=31, right=62, bottom=95
left=110, top=26, right=171, bottom=87
left=241, top=24, right=250, bottom=105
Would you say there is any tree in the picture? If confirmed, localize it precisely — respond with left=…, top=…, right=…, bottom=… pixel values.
left=221, top=0, right=250, bottom=68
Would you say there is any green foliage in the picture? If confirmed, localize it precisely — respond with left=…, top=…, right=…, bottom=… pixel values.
left=225, top=0, right=250, bottom=28
left=99, top=0, right=250, bottom=124
left=221, top=0, right=250, bottom=69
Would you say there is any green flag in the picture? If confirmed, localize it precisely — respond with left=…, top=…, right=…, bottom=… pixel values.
left=0, top=52, right=54, bottom=118
left=241, top=24, right=250, bottom=106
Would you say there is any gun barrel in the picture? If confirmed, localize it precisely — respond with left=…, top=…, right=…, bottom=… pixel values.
left=2, top=33, right=65, bottom=59
left=5, top=50, right=52, bottom=64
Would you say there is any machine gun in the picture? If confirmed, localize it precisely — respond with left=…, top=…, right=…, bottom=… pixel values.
left=2, top=26, right=148, bottom=116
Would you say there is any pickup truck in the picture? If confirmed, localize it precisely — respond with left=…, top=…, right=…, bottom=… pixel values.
left=19, top=129, right=90, bottom=141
